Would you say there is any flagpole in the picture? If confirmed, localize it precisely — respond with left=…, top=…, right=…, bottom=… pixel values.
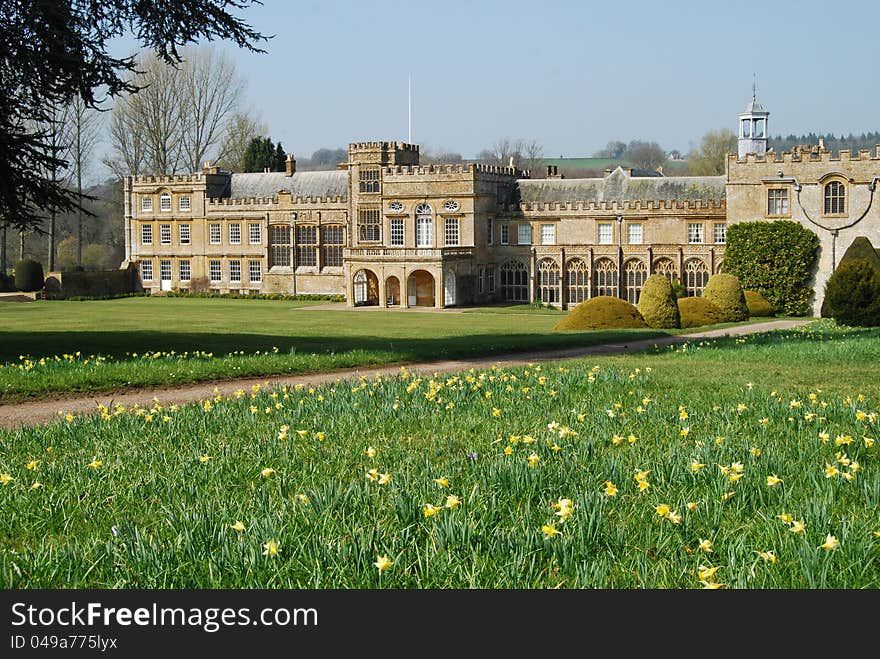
left=408, top=75, right=412, bottom=143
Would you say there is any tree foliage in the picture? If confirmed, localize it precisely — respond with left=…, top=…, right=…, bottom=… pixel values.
left=687, top=128, right=737, bottom=175
left=622, top=140, right=667, bottom=171
left=721, top=221, right=820, bottom=316
left=243, top=137, right=286, bottom=173
left=0, top=0, right=268, bottom=233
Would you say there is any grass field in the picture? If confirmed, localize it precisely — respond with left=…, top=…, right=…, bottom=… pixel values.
left=0, top=297, right=679, bottom=401
left=1, top=320, right=878, bottom=588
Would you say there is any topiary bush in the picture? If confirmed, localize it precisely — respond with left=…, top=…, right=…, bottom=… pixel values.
left=821, top=259, right=880, bottom=327
left=669, top=278, right=688, bottom=300
left=14, top=259, right=44, bottom=292
left=744, top=290, right=775, bottom=317
left=554, top=296, right=648, bottom=330
left=821, top=236, right=880, bottom=317
left=722, top=220, right=820, bottom=316
left=637, top=275, right=680, bottom=328
left=703, top=273, right=749, bottom=321
left=677, top=296, right=729, bottom=328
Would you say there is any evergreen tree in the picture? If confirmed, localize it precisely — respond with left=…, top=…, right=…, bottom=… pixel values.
left=243, top=137, right=285, bottom=172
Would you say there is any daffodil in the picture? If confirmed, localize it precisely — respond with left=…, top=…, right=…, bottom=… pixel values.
left=767, top=474, right=782, bottom=487
left=295, top=493, right=310, bottom=504
left=365, top=446, right=377, bottom=458
left=378, top=473, right=392, bottom=485
left=700, top=580, right=725, bottom=589
left=444, top=495, right=461, bottom=509
left=818, top=534, right=839, bottom=551
left=423, top=504, right=442, bottom=518
left=30, top=481, right=42, bottom=490
left=261, top=467, right=275, bottom=478
left=655, top=504, right=671, bottom=517
left=262, top=539, right=280, bottom=556
left=686, top=501, right=698, bottom=511
left=789, top=520, right=806, bottom=534
left=198, top=455, right=211, bottom=463
left=527, top=453, right=540, bottom=467
left=603, top=481, right=618, bottom=497
left=665, top=511, right=682, bottom=524
left=541, top=524, right=562, bottom=539
left=433, top=477, right=450, bottom=488
left=697, top=565, right=721, bottom=581
left=230, top=521, right=246, bottom=532
left=25, top=460, right=39, bottom=470
left=86, top=459, right=103, bottom=469
left=690, top=461, right=706, bottom=472
left=374, top=555, right=393, bottom=572
left=552, top=498, right=574, bottom=521
left=824, top=463, right=839, bottom=478
left=777, top=512, right=793, bottom=524
left=756, top=550, right=777, bottom=563
left=729, top=472, right=745, bottom=484
left=698, top=538, right=713, bottom=553
left=366, top=469, right=379, bottom=482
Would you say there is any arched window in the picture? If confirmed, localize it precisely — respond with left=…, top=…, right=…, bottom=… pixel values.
left=415, top=203, right=433, bottom=248
left=537, top=258, right=560, bottom=304
left=592, top=258, right=618, bottom=298
left=500, top=260, right=529, bottom=302
left=684, top=259, right=709, bottom=297
left=624, top=259, right=648, bottom=305
left=714, top=259, right=724, bottom=274
left=824, top=180, right=846, bottom=215
left=566, top=258, right=589, bottom=305
left=654, top=257, right=677, bottom=282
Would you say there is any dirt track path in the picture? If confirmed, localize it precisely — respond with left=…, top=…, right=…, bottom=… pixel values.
left=0, top=319, right=811, bottom=429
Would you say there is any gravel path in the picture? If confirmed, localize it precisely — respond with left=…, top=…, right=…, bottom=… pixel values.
left=0, top=319, right=811, bottom=429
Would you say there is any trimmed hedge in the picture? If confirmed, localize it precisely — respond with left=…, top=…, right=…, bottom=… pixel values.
left=637, top=275, right=680, bottom=328
left=744, top=290, right=775, bottom=317
left=677, top=297, right=728, bottom=329
left=821, top=236, right=880, bottom=317
left=14, top=259, right=44, bottom=292
left=554, top=296, right=647, bottom=330
left=703, top=273, right=748, bottom=321
left=722, top=220, right=819, bottom=316
left=821, top=259, right=880, bottom=327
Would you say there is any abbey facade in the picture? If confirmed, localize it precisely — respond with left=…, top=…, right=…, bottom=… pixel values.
left=123, top=97, right=880, bottom=315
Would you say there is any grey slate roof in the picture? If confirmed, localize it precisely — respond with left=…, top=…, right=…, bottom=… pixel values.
left=515, top=167, right=725, bottom=205
left=227, top=171, right=348, bottom=200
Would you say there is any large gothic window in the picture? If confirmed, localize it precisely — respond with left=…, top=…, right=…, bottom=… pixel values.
left=537, top=258, right=560, bottom=304
left=624, top=259, right=648, bottom=305
left=592, top=258, right=618, bottom=298
left=566, top=258, right=589, bottom=305
left=684, top=259, right=709, bottom=297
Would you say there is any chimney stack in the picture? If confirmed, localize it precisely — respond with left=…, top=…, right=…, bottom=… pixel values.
left=202, top=160, right=220, bottom=175
left=285, top=153, right=296, bottom=177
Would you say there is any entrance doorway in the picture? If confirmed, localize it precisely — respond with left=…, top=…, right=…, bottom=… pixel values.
left=406, top=270, right=435, bottom=306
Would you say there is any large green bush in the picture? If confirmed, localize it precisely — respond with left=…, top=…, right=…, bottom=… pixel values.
left=744, top=290, right=775, bottom=317
left=14, top=259, right=44, bottom=292
left=677, top=297, right=728, bottom=328
left=821, top=237, right=880, bottom=317
left=637, top=275, right=680, bottom=328
left=555, top=296, right=647, bottom=330
left=703, top=273, right=748, bottom=321
left=821, top=259, right=880, bottom=327
left=722, top=221, right=820, bottom=316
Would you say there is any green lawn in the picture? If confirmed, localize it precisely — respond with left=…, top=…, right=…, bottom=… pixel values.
left=1, top=321, right=877, bottom=588
left=1, top=297, right=675, bottom=401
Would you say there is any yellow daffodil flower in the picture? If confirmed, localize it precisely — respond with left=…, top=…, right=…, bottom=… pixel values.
left=756, top=550, right=777, bottom=563
left=767, top=475, right=782, bottom=487
left=433, top=477, right=450, bottom=488
left=698, top=539, right=713, bottom=553
left=87, top=459, right=103, bottom=469
left=697, top=565, right=721, bottom=581
left=374, top=555, right=392, bottom=572
left=378, top=473, right=392, bottom=485
left=423, top=504, right=442, bottom=518
left=445, top=495, right=461, bottom=509
left=603, top=481, right=618, bottom=497
left=262, top=540, right=280, bottom=556
left=655, top=504, right=671, bottom=517
left=789, top=520, right=806, bottom=534
left=261, top=467, right=275, bottom=478
left=527, top=453, right=540, bottom=467
left=230, top=521, right=245, bottom=532
left=818, top=534, right=839, bottom=551
left=690, top=462, right=706, bottom=472
left=541, top=524, right=562, bottom=539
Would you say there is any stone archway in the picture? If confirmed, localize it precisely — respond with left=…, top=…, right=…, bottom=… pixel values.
left=385, top=276, right=401, bottom=306
left=407, top=270, right=435, bottom=307
left=353, top=269, right=379, bottom=306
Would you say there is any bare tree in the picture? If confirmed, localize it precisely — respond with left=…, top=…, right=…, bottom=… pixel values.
left=623, top=140, right=667, bottom=172
left=104, top=92, right=148, bottom=179
left=179, top=47, right=245, bottom=172
left=59, top=96, right=102, bottom=267
left=477, top=138, right=544, bottom=173
left=420, top=146, right=464, bottom=165
left=217, top=111, right=267, bottom=172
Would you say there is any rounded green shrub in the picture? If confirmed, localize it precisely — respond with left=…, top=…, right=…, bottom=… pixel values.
left=703, top=273, right=748, bottom=321
left=744, top=290, right=775, bottom=317
left=821, top=236, right=880, bottom=317
left=677, top=296, right=728, bottom=328
left=821, top=259, right=880, bottom=327
left=554, top=296, right=647, bottom=330
left=14, top=259, right=44, bottom=292
left=637, top=275, right=680, bottom=328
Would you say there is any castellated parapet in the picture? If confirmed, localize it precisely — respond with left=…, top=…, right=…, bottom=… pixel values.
left=384, top=163, right=527, bottom=179
left=732, top=145, right=880, bottom=165
left=513, top=198, right=727, bottom=214
left=206, top=194, right=347, bottom=207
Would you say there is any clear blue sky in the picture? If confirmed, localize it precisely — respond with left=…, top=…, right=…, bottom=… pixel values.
left=118, top=0, right=880, bottom=160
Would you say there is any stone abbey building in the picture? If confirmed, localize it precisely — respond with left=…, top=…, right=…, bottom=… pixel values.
left=123, top=96, right=880, bottom=314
